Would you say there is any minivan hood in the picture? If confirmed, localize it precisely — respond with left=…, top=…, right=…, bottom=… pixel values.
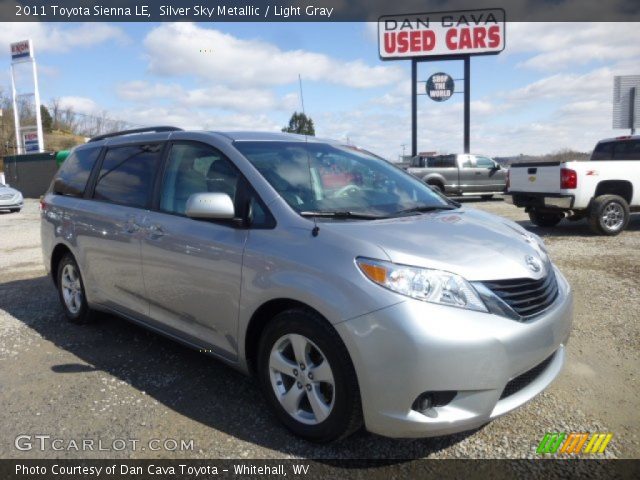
left=321, top=207, right=550, bottom=282
left=0, top=185, right=19, bottom=195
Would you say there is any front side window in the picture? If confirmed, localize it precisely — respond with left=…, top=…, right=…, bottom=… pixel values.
left=160, top=143, right=239, bottom=215
left=460, top=155, right=475, bottom=168
left=475, top=156, right=495, bottom=168
left=52, top=146, right=101, bottom=196
left=93, top=144, right=163, bottom=208
left=235, top=141, right=451, bottom=218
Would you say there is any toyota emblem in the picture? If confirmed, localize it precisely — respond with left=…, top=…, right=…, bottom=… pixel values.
left=525, top=255, right=542, bottom=273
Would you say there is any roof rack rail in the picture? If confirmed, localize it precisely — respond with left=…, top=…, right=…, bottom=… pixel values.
left=88, top=126, right=183, bottom=143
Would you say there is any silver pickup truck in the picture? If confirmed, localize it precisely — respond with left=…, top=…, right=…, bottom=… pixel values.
left=407, top=154, right=507, bottom=198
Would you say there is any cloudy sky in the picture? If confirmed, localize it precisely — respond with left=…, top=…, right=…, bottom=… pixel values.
left=2, top=21, right=639, bottom=159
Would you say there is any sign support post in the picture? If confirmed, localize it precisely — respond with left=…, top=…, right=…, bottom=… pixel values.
left=411, top=59, right=418, bottom=156
left=463, top=55, right=471, bottom=153
left=630, top=87, right=636, bottom=136
left=10, top=39, right=45, bottom=154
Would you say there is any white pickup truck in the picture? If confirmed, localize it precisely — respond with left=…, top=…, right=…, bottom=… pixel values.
left=505, top=135, right=640, bottom=235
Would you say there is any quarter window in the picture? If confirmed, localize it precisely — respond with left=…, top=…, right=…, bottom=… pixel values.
left=52, top=147, right=101, bottom=196
left=93, top=144, right=163, bottom=208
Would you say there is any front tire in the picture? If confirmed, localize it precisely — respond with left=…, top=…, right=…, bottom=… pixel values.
left=257, top=309, right=362, bottom=442
left=56, top=253, right=95, bottom=324
left=528, top=209, right=564, bottom=227
left=588, top=195, right=630, bottom=236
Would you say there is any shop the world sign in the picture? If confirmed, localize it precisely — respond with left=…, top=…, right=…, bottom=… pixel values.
left=378, top=8, right=505, bottom=60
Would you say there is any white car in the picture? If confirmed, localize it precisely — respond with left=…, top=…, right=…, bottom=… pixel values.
left=506, top=135, right=640, bottom=235
left=0, top=182, right=23, bottom=213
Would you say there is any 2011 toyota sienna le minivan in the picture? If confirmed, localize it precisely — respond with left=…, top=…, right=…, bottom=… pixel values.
left=41, top=127, right=573, bottom=442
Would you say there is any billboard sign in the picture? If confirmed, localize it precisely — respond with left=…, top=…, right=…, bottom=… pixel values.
left=378, top=8, right=506, bottom=60
left=23, top=131, right=40, bottom=153
left=10, top=40, right=32, bottom=61
left=426, top=72, right=455, bottom=101
left=613, top=75, right=639, bottom=130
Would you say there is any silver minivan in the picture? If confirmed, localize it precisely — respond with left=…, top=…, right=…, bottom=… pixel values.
left=41, top=127, right=573, bottom=442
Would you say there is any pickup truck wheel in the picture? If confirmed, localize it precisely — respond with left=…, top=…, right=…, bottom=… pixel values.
left=588, top=195, right=630, bottom=236
left=528, top=209, right=563, bottom=228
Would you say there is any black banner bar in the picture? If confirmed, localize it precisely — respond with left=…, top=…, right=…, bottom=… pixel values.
left=3, top=0, right=640, bottom=22
left=1, top=459, right=639, bottom=480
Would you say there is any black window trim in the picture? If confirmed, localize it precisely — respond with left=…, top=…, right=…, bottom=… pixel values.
left=151, top=139, right=276, bottom=230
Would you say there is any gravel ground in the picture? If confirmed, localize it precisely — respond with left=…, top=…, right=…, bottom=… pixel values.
left=0, top=198, right=638, bottom=459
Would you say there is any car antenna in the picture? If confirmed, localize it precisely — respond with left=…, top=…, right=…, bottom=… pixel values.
left=299, top=73, right=319, bottom=237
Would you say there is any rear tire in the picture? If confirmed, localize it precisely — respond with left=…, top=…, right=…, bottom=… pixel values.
left=56, top=253, right=95, bottom=324
left=528, top=209, right=563, bottom=228
left=257, top=308, right=362, bottom=442
left=588, top=195, right=629, bottom=236
left=10, top=208, right=21, bottom=213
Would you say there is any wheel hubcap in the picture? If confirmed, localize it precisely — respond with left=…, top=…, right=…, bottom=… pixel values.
left=602, top=203, right=624, bottom=230
left=268, top=333, right=335, bottom=425
left=61, top=264, right=83, bottom=315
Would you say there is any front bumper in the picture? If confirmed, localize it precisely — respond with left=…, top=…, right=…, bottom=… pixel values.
left=0, top=199, right=23, bottom=209
left=336, top=266, right=573, bottom=438
left=505, top=192, right=573, bottom=210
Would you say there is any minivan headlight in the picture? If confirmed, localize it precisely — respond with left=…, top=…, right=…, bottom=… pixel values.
left=356, top=258, right=487, bottom=312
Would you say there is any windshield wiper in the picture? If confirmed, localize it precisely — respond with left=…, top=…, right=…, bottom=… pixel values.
left=300, top=210, right=385, bottom=220
left=391, top=205, right=458, bottom=216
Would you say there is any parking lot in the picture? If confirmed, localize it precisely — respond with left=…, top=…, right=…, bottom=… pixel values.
left=1, top=197, right=638, bottom=459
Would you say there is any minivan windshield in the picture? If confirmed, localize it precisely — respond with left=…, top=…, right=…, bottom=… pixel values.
left=235, top=141, right=452, bottom=218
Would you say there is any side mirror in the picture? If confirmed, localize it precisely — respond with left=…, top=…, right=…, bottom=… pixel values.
left=493, top=163, right=501, bottom=170
left=185, top=192, right=235, bottom=220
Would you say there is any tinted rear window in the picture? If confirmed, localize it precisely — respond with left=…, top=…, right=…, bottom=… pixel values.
left=427, top=155, right=456, bottom=168
left=591, top=140, right=640, bottom=160
left=52, top=147, right=101, bottom=196
left=93, top=144, right=163, bottom=208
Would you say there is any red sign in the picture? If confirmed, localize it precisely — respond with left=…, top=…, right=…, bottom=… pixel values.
left=378, top=8, right=505, bottom=60
left=10, top=40, right=31, bottom=60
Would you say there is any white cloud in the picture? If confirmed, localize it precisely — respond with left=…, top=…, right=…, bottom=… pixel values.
left=506, top=23, right=640, bottom=71
left=143, top=23, right=403, bottom=88
left=0, top=23, right=127, bottom=58
left=58, top=96, right=101, bottom=115
left=116, top=81, right=299, bottom=113
left=503, top=67, right=612, bottom=104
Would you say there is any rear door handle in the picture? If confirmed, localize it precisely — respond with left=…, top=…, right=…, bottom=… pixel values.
left=124, top=218, right=141, bottom=234
left=147, top=224, right=165, bottom=239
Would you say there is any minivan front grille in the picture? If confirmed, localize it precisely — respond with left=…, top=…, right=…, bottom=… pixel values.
left=483, top=271, right=558, bottom=319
